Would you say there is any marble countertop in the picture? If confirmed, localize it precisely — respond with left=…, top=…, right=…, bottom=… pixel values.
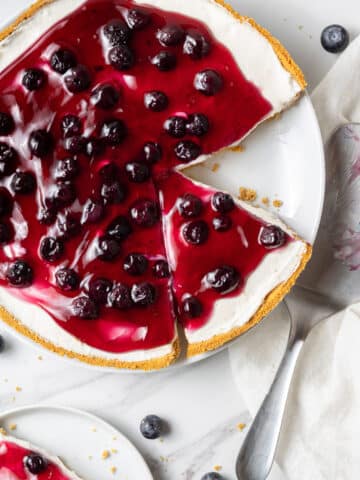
left=0, top=0, right=359, bottom=478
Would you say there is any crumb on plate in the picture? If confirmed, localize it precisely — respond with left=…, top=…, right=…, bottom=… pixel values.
left=273, top=199, right=283, bottom=208
left=101, top=450, right=110, bottom=460
left=237, top=423, right=246, bottom=431
left=238, top=187, right=257, bottom=202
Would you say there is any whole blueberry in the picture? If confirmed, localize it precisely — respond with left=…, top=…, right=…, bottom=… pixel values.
left=182, top=220, right=209, bottom=245
left=6, top=260, right=33, bottom=287
left=0, top=188, right=13, bottom=216
left=50, top=48, right=77, bottom=74
left=259, top=225, right=286, bottom=248
left=123, top=253, right=148, bottom=276
left=201, top=473, right=223, bottom=480
left=28, top=129, right=54, bottom=157
left=97, top=235, right=121, bottom=261
left=51, top=182, right=76, bottom=207
left=0, top=143, right=18, bottom=178
left=64, top=135, right=87, bottom=154
left=72, top=296, right=99, bottom=319
left=164, top=116, right=186, bottom=138
left=131, top=282, right=156, bottom=307
left=88, top=277, right=113, bottom=305
left=206, top=265, right=240, bottom=293
left=144, top=91, right=168, bottom=112
left=55, top=268, right=80, bottom=291
left=157, top=24, right=184, bottom=46
left=130, top=199, right=159, bottom=227
left=194, top=70, right=223, bottom=96
left=55, top=157, right=79, bottom=181
left=64, top=65, right=91, bottom=93
left=23, top=454, right=48, bottom=474
left=57, top=213, right=81, bottom=239
left=106, top=215, right=132, bottom=241
left=40, top=237, right=64, bottom=263
left=108, top=46, right=135, bottom=70
left=174, top=140, right=201, bottom=162
left=82, top=199, right=105, bottom=224
left=151, top=51, right=177, bottom=71
left=212, top=192, right=234, bottom=213
left=125, top=162, right=150, bottom=183
left=0, top=112, right=15, bottom=136
left=38, top=206, right=57, bottom=226
left=22, top=68, right=46, bottom=91
left=91, top=84, right=119, bottom=110
left=153, top=259, right=170, bottom=279
left=183, top=30, right=211, bottom=59
left=103, top=19, right=131, bottom=46
left=101, top=118, right=127, bottom=145
left=108, top=283, right=133, bottom=310
left=85, top=137, right=105, bottom=158
left=61, top=114, right=82, bottom=138
left=101, top=180, right=126, bottom=204
left=140, top=415, right=163, bottom=439
left=177, top=194, right=203, bottom=218
left=182, top=296, right=203, bottom=318
left=0, top=334, right=5, bottom=353
left=321, top=25, right=349, bottom=53
left=0, top=221, right=13, bottom=244
left=125, top=9, right=150, bottom=30
left=11, top=171, right=36, bottom=194
left=186, top=113, right=209, bottom=136
left=99, top=162, right=120, bottom=183
left=142, top=142, right=162, bottom=164
left=213, top=215, right=232, bottom=232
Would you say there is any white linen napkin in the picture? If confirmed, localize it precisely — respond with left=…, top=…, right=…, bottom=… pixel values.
left=229, top=34, right=360, bottom=480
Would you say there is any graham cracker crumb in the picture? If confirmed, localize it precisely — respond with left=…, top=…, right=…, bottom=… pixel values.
left=37, top=355, right=43, bottom=360
left=101, top=450, right=110, bottom=460
left=261, top=197, right=269, bottom=206
left=91, top=427, right=97, bottom=432
left=88, top=455, right=93, bottom=460
left=230, top=145, right=245, bottom=153
left=273, top=199, right=283, bottom=208
left=211, top=162, right=220, bottom=172
left=9, top=424, right=17, bottom=431
left=237, top=423, right=246, bottom=431
left=112, top=436, right=117, bottom=441
left=111, top=448, right=117, bottom=454
left=214, top=465, right=222, bottom=472
left=0, top=427, right=7, bottom=435
left=15, top=386, right=22, bottom=392
left=238, top=187, right=257, bottom=202
left=110, top=466, right=117, bottom=475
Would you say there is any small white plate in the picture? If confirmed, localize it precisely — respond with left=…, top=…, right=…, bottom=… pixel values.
left=0, top=405, right=153, bottom=480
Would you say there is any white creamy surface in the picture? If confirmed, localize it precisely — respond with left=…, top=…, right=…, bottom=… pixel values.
left=0, top=0, right=303, bottom=362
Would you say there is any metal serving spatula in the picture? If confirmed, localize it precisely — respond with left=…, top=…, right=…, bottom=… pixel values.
left=236, top=123, right=360, bottom=480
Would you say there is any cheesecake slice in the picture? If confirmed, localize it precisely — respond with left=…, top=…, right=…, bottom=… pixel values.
left=0, top=0, right=308, bottom=369
left=0, top=433, right=83, bottom=480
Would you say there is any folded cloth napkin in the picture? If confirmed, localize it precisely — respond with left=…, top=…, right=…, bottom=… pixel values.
left=229, top=34, right=360, bottom=480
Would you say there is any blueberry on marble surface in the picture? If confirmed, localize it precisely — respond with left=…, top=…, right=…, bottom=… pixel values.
left=321, top=25, right=349, bottom=53
left=140, top=414, right=163, bottom=439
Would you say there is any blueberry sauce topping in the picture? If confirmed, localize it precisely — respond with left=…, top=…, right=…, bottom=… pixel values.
left=23, top=454, right=48, bottom=474
left=206, top=265, right=240, bottom=293
left=212, top=215, right=232, bottom=232
left=22, top=68, right=46, bottom=91
left=40, top=237, right=65, bottom=263
left=212, top=192, right=235, bottom=213
left=108, top=283, right=133, bottom=310
left=125, top=9, right=150, bottom=30
left=123, top=253, right=148, bottom=276
left=64, top=65, right=91, bottom=93
left=0, top=221, right=13, bottom=244
left=88, top=277, right=113, bottom=305
left=186, top=113, right=209, bottom=136
left=157, top=24, right=185, bottom=46
left=72, top=295, right=99, bottom=319
left=130, top=199, right=159, bottom=227
left=91, top=83, right=120, bottom=109
left=144, top=91, right=168, bottom=112
left=153, top=259, right=170, bottom=279
left=100, top=118, right=127, bottom=145
left=0, top=112, right=15, bottom=136
left=6, top=260, right=33, bottom=287
left=178, top=194, right=203, bottom=218
left=103, top=19, right=131, bottom=46
left=61, top=115, right=82, bottom=137
left=182, top=220, right=209, bottom=245
left=174, top=140, right=201, bottom=162
left=194, top=69, right=223, bottom=96
left=50, top=48, right=77, bottom=74
left=164, top=116, right=186, bottom=138
left=125, top=162, right=150, bottom=183
left=151, top=51, right=177, bottom=71
left=259, top=225, right=286, bottom=248
left=55, top=268, right=80, bottom=291
left=108, top=45, right=135, bottom=70
left=0, top=143, right=17, bottom=177
left=183, top=30, right=211, bottom=59
left=11, top=171, right=36, bottom=194
left=182, top=296, right=203, bottom=318
left=97, top=235, right=122, bottom=261
left=28, top=129, right=54, bottom=157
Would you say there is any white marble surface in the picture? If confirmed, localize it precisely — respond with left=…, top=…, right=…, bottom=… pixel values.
left=0, top=0, right=359, bottom=479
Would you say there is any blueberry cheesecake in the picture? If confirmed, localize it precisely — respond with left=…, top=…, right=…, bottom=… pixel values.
left=0, top=0, right=310, bottom=369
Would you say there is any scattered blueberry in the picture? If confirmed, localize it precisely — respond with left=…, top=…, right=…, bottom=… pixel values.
left=0, top=188, right=13, bottom=216
left=11, top=171, right=36, bottom=194
left=0, top=143, right=18, bottom=178
left=182, top=296, right=203, bottom=318
left=131, top=282, right=156, bottom=307
left=72, top=296, right=99, bottom=319
left=201, top=473, right=223, bottom=480
left=186, top=113, right=209, bottom=136
left=28, top=129, right=54, bottom=157
left=51, top=182, right=76, bottom=207
left=125, top=9, right=150, bottom=30
left=178, top=194, right=203, bottom=218
left=57, top=213, right=81, bottom=239
left=259, top=225, right=286, bottom=248
left=157, top=24, right=184, bottom=46
left=174, top=140, right=201, bottom=162
left=125, top=162, right=150, bottom=183
left=101, top=118, right=127, bottom=145
left=164, top=116, right=186, bottom=138
left=142, top=142, right=162, bottom=164
left=101, top=180, right=126, bottom=204
left=123, top=253, right=148, bottom=276
left=140, top=415, right=163, bottom=439
left=144, top=91, right=168, bottom=112
left=130, top=199, right=159, bottom=227
left=0, top=221, right=13, bottom=244
left=194, top=70, right=223, bottom=96
left=183, top=30, right=211, bottom=59
left=64, top=135, right=87, bottom=154
left=103, top=19, right=131, bottom=46
left=85, top=137, right=105, bottom=158
left=64, top=65, right=91, bottom=93
left=6, top=260, right=33, bottom=287
left=82, top=199, right=105, bottom=224
left=38, top=206, right=57, bottom=226
left=91, top=83, right=119, bottom=110
left=108, top=45, right=135, bottom=70
left=55, top=267, right=80, bottom=291
left=151, top=51, right=177, bottom=71
left=61, top=114, right=82, bottom=138
left=108, top=283, right=133, bottom=309
left=50, top=48, right=77, bottom=74
left=213, top=215, right=232, bottom=232
left=212, top=192, right=235, bottom=213
left=0, top=112, right=14, bottom=136
left=106, top=215, right=132, bottom=241
left=206, top=265, right=240, bottom=293
left=22, top=68, right=46, bottom=91
left=55, top=157, right=79, bottom=181
left=97, top=235, right=121, bottom=261
left=321, top=24, right=349, bottom=53
left=88, top=277, right=113, bottom=305
left=23, top=454, right=48, bottom=475
left=40, top=237, right=64, bottom=263
left=182, top=220, right=209, bottom=245
left=153, top=259, right=170, bottom=279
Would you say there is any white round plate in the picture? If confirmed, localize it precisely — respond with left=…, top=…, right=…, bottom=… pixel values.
left=0, top=405, right=153, bottom=479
